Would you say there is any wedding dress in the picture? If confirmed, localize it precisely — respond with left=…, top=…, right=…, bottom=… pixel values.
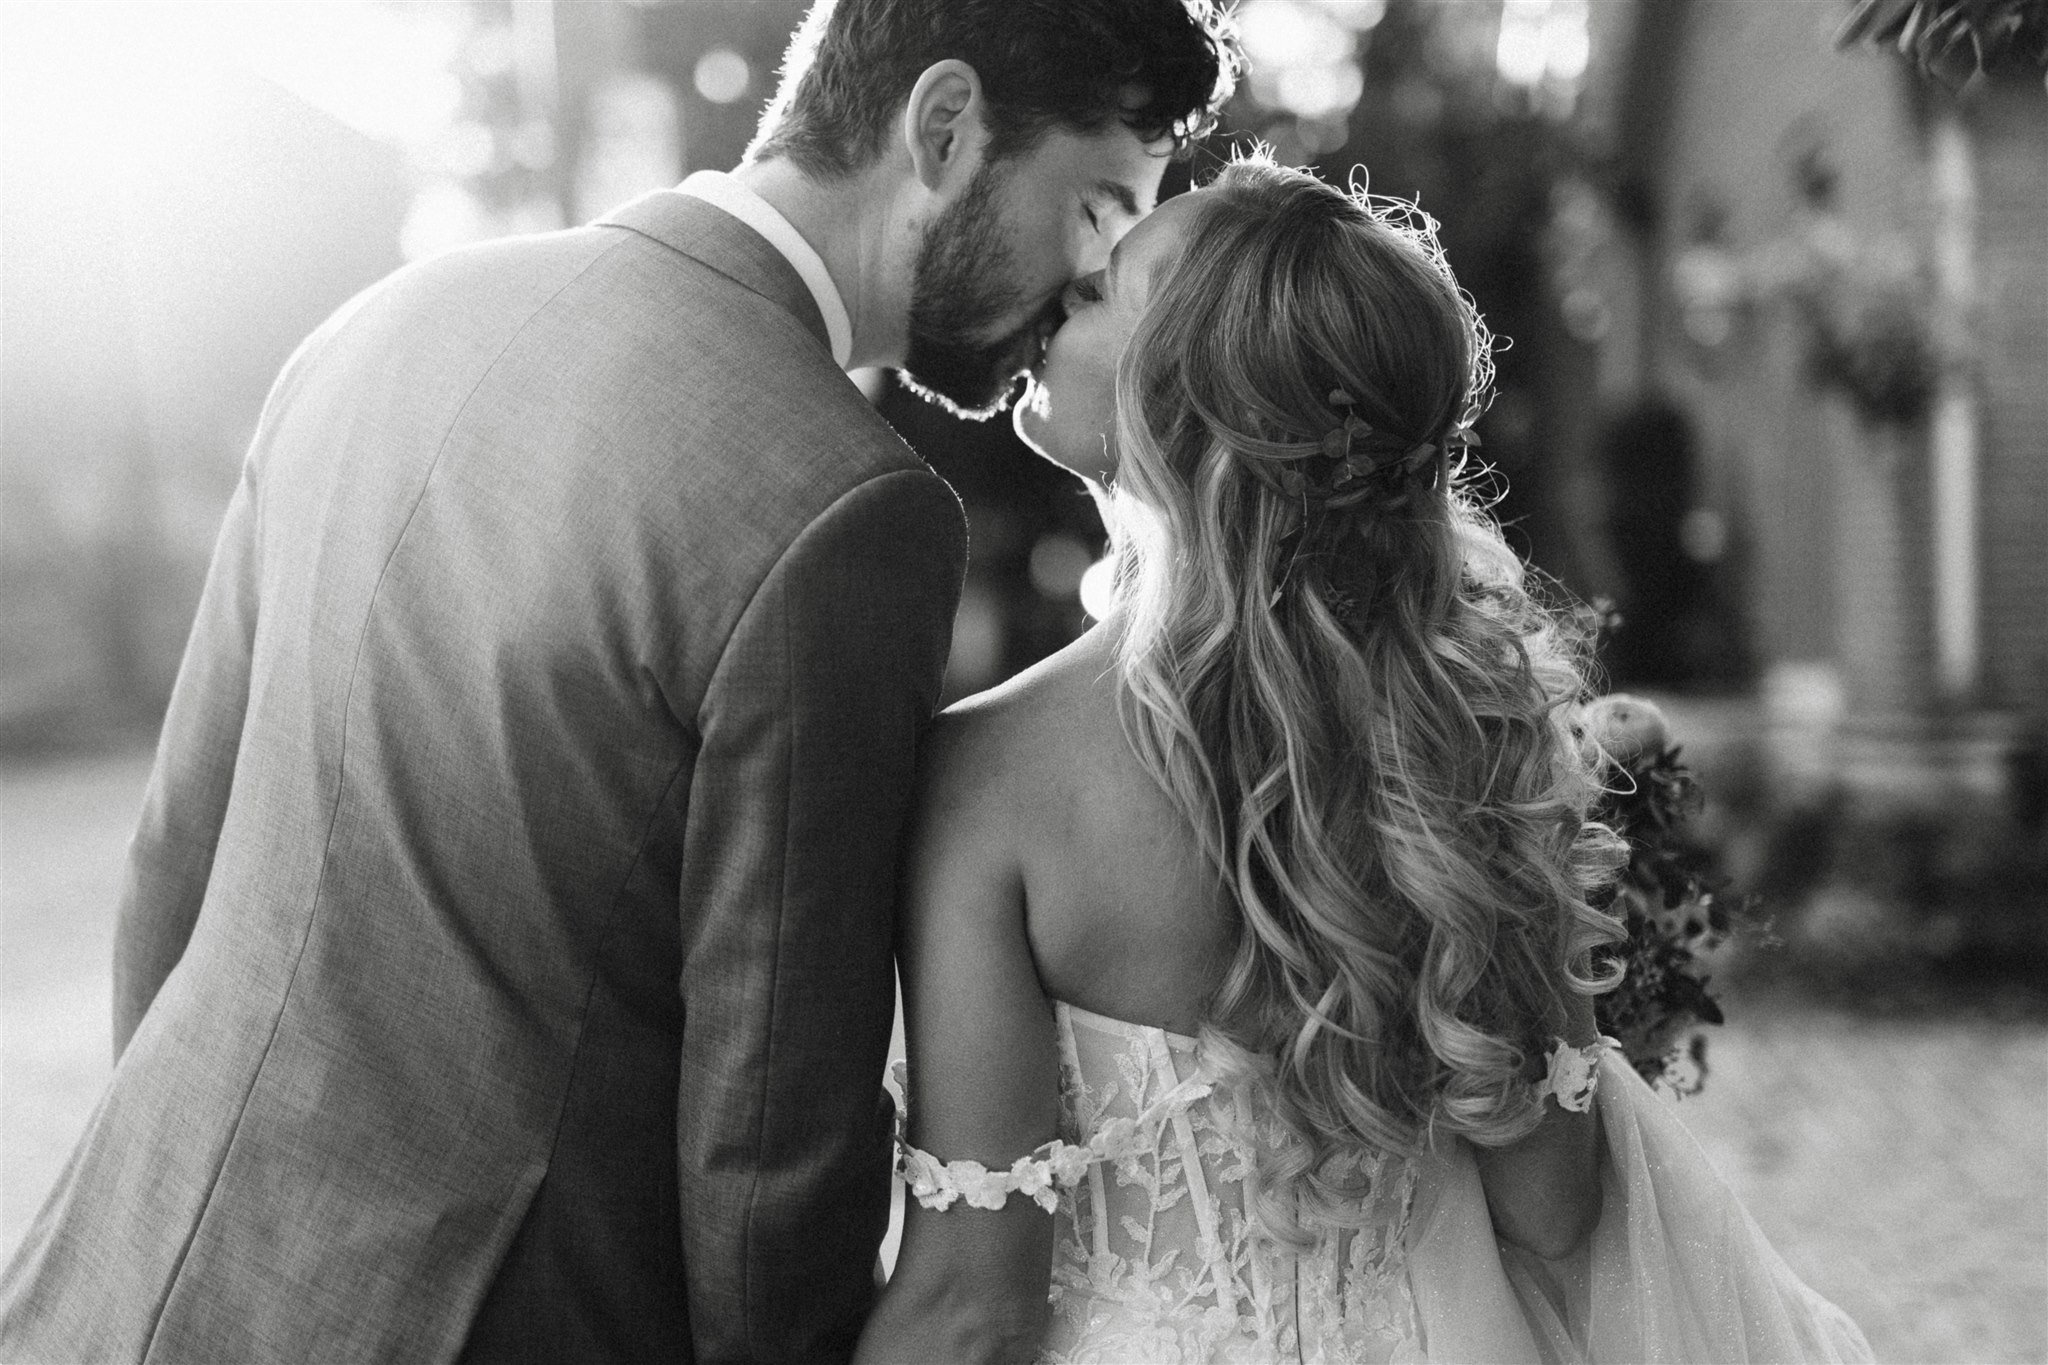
left=895, top=1000, right=1873, bottom=1364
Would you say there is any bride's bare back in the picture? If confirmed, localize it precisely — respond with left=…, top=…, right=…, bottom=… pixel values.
left=946, top=623, right=1233, bottom=1036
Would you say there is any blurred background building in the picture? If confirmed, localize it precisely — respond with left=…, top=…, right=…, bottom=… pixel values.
left=1560, top=0, right=2048, bottom=975
left=4, top=0, right=2045, bottom=967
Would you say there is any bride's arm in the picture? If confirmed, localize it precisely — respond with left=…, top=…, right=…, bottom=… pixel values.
left=1470, top=992, right=1605, bottom=1261
left=855, top=711, right=1060, bottom=1365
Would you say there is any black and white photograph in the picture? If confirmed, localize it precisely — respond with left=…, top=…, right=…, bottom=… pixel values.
left=2, top=1, right=2044, bottom=1360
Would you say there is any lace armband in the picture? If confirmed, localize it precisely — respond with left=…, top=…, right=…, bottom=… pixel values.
left=1542, top=1036, right=1622, bottom=1113
left=886, top=1060, right=1108, bottom=1214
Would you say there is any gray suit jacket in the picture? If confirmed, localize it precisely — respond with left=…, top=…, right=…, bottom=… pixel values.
left=0, top=191, right=966, bottom=1364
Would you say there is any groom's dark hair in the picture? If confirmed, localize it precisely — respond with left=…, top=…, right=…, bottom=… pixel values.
left=745, top=0, right=1239, bottom=175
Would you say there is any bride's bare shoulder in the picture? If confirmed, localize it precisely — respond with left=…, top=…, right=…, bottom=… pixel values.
left=900, top=627, right=1121, bottom=926
left=919, top=625, right=1122, bottom=795
left=913, top=623, right=1227, bottom=1027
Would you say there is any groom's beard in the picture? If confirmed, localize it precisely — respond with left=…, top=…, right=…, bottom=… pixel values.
left=898, top=162, right=1048, bottom=421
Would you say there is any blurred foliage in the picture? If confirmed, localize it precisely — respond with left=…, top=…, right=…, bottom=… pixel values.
left=1718, top=710, right=2048, bottom=1010
left=1837, top=0, right=2048, bottom=90
left=1796, top=284, right=1937, bottom=426
left=1750, top=787, right=2048, bottom=1001
left=444, top=4, right=559, bottom=217
left=1778, top=226, right=1939, bottom=430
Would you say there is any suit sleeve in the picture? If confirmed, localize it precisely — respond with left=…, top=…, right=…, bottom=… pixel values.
left=675, top=467, right=967, bottom=1363
left=109, top=319, right=345, bottom=1056
left=112, top=455, right=260, bottom=1056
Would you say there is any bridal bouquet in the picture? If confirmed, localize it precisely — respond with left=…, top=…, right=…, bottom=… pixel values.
left=1579, top=693, right=1757, bottom=1094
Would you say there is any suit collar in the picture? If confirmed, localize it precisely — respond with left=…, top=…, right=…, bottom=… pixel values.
left=596, top=190, right=833, bottom=359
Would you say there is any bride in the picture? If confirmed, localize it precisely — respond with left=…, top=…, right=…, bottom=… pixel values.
left=854, top=158, right=1872, bottom=1364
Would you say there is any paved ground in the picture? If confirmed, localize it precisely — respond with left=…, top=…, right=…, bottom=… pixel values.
left=3, top=747, right=2044, bottom=1360
left=0, top=748, right=140, bottom=1255
left=1674, top=992, right=2048, bottom=1363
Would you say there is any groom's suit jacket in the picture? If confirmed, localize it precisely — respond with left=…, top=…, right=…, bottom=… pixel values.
left=0, top=191, right=966, bottom=1363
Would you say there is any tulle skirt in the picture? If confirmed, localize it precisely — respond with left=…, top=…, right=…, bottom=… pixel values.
left=1406, top=1052, right=1873, bottom=1363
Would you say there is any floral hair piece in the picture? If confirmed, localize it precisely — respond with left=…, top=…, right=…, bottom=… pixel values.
left=1266, top=390, right=1482, bottom=604
left=1266, top=389, right=1478, bottom=513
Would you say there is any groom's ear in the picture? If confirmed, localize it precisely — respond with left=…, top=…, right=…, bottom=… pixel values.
left=902, top=59, right=989, bottom=193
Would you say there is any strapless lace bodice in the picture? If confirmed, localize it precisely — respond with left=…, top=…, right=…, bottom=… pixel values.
left=1041, top=1002, right=1420, bottom=1364
left=891, top=1001, right=1873, bottom=1365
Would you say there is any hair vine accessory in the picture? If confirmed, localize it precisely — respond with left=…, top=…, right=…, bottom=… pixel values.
left=1263, top=392, right=1481, bottom=605
left=1265, top=390, right=1475, bottom=514
left=1269, top=511, right=1308, bottom=607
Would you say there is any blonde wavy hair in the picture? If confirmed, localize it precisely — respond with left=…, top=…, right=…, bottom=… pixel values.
left=1106, top=158, right=1625, bottom=1244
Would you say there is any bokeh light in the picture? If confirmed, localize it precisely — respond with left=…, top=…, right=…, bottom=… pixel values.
left=5, top=0, right=462, bottom=187
left=574, top=71, right=682, bottom=223
left=1078, top=556, right=1118, bottom=623
left=1238, top=0, right=1367, bottom=126
left=1495, top=0, right=1591, bottom=90
left=945, top=581, right=1006, bottom=697
left=1027, top=533, right=1093, bottom=601
left=692, top=48, right=751, bottom=106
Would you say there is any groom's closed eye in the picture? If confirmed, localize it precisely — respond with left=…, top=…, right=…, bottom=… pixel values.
left=1086, top=180, right=1143, bottom=232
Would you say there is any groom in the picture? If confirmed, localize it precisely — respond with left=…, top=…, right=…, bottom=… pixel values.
left=0, top=2, right=1233, bottom=1362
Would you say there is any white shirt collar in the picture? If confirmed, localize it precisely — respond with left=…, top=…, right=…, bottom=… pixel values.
left=676, top=170, right=853, bottom=370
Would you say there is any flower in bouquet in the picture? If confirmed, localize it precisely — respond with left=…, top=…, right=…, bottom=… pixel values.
left=1578, top=693, right=1759, bottom=1094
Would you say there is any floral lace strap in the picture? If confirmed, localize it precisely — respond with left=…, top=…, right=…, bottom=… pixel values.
left=885, top=1061, right=1090, bottom=1213
left=1543, top=1035, right=1622, bottom=1113
left=894, top=1134, right=1096, bottom=1214
left=884, top=1059, right=1209, bottom=1214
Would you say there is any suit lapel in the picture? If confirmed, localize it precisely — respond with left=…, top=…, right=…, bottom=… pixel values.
left=597, top=190, right=833, bottom=357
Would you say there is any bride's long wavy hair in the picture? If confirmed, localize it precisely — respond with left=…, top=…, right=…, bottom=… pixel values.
left=1107, top=158, right=1625, bottom=1244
